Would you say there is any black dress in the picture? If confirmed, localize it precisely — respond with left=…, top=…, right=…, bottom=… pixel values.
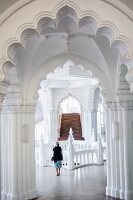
left=53, top=146, right=63, bottom=162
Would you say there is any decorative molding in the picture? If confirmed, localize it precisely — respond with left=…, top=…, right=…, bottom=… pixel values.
left=0, top=0, right=133, bottom=26
left=0, top=83, right=8, bottom=94
left=116, top=90, right=133, bottom=97
left=0, top=94, right=6, bottom=111
left=44, top=59, right=95, bottom=84
left=105, top=101, right=133, bottom=110
left=7, top=43, right=23, bottom=63
left=2, top=104, right=36, bottom=113
left=0, top=0, right=36, bottom=26
left=102, top=0, right=133, bottom=21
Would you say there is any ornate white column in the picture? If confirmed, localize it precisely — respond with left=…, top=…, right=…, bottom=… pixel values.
left=23, top=104, right=38, bottom=200
left=39, top=88, right=54, bottom=143
left=118, top=107, right=125, bottom=199
left=105, top=101, right=133, bottom=200
left=91, top=108, right=98, bottom=141
left=38, top=135, right=45, bottom=166
left=0, top=99, right=3, bottom=200
left=82, top=108, right=88, bottom=140
left=105, top=105, right=111, bottom=196
left=105, top=102, right=121, bottom=198
left=52, top=110, right=58, bottom=141
left=1, top=96, right=38, bottom=200
left=97, top=138, right=103, bottom=165
left=121, top=102, right=133, bottom=200
left=45, top=106, right=53, bottom=143
left=87, top=104, right=93, bottom=144
left=82, top=107, right=92, bottom=143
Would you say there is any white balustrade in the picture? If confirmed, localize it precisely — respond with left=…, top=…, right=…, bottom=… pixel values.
left=73, top=149, right=97, bottom=168
left=35, top=128, right=106, bottom=169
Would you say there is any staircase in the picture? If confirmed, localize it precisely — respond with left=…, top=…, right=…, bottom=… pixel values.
left=59, top=113, right=84, bottom=140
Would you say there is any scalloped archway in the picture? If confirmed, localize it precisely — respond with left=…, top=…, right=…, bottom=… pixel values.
left=1, top=2, right=133, bottom=200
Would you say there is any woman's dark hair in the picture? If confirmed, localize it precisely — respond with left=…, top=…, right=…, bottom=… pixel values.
left=56, top=142, right=59, bottom=146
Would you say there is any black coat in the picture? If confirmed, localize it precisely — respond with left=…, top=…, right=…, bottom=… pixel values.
left=53, top=146, right=63, bottom=162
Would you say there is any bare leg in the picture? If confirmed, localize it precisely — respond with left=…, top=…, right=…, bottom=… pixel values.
left=56, top=168, right=58, bottom=176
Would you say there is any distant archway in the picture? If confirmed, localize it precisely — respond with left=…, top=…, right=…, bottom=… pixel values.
left=57, top=94, right=84, bottom=141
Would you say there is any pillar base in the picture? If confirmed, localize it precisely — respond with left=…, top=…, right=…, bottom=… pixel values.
left=114, top=189, right=120, bottom=198
left=106, top=186, right=111, bottom=197
left=27, top=189, right=38, bottom=199
left=125, top=191, right=133, bottom=200
left=9, top=194, right=21, bottom=200
left=106, top=187, right=133, bottom=200
left=1, top=189, right=38, bottom=200
left=120, top=189, right=125, bottom=199
left=110, top=188, right=120, bottom=198
left=1, top=191, right=7, bottom=200
left=106, top=187, right=120, bottom=199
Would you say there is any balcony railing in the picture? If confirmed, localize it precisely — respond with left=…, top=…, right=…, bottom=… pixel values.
left=35, top=129, right=106, bottom=169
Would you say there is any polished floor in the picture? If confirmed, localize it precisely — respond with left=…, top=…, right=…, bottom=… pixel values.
left=36, top=165, right=119, bottom=200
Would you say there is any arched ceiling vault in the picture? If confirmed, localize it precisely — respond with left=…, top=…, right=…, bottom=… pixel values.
left=0, top=1, right=133, bottom=103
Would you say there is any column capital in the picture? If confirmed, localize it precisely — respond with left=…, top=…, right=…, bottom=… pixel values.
left=105, top=101, right=133, bottom=110
left=0, top=93, right=5, bottom=112
left=88, top=102, right=94, bottom=110
left=2, top=104, right=36, bottom=113
left=104, top=102, right=120, bottom=110
left=119, top=101, right=133, bottom=110
left=83, top=106, right=93, bottom=111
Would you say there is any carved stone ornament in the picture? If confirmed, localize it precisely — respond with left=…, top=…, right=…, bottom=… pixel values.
left=105, top=101, right=133, bottom=110
left=2, top=104, right=36, bottom=113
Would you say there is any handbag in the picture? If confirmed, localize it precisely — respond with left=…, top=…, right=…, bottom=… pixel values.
left=51, top=156, right=54, bottom=161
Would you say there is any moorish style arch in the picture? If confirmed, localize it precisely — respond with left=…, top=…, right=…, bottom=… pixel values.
left=0, top=2, right=132, bottom=94
left=0, top=1, right=133, bottom=200
left=0, top=0, right=133, bottom=98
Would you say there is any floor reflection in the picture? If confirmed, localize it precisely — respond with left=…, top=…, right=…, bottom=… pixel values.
left=36, top=165, right=119, bottom=200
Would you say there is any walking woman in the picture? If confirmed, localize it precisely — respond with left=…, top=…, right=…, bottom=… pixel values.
left=53, top=142, right=63, bottom=176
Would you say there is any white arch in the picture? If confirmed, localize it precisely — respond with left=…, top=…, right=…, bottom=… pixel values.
left=57, top=92, right=83, bottom=113
left=0, top=0, right=133, bottom=72
left=0, top=2, right=133, bottom=100
left=26, top=53, right=113, bottom=104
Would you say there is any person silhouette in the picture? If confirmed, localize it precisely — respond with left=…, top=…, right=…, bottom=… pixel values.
left=53, top=142, right=63, bottom=176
